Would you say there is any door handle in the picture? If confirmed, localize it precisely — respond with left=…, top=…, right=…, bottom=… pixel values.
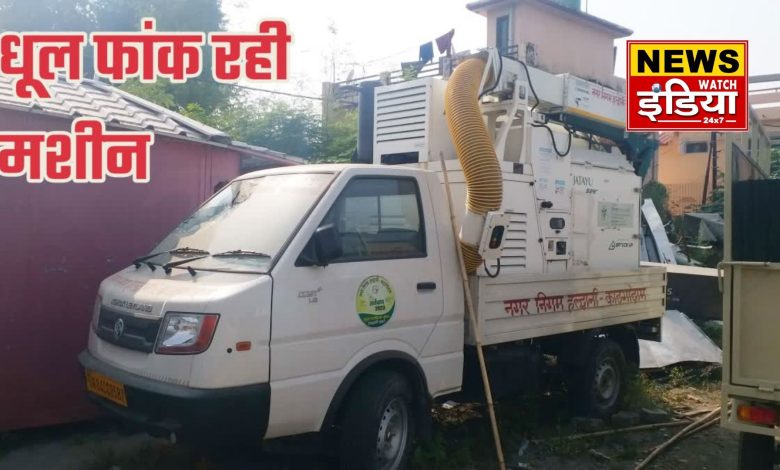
left=417, top=282, right=437, bottom=291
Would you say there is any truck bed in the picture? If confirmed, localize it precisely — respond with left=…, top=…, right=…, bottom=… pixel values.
left=466, top=266, right=666, bottom=346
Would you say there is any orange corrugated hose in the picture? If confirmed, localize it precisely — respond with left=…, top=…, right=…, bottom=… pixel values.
left=444, top=57, right=503, bottom=273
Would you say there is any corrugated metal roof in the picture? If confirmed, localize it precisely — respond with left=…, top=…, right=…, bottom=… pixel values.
left=230, top=140, right=305, bottom=164
left=0, top=75, right=304, bottom=165
left=0, top=75, right=239, bottom=144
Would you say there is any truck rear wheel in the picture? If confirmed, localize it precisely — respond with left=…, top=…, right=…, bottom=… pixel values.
left=339, top=370, right=416, bottom=470
left=738, top=431, right=775, bottom=469
left=572, top=339, right=626, bottom=417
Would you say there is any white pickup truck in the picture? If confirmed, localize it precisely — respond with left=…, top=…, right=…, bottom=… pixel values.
left=79, top=53, right=665, bottom=469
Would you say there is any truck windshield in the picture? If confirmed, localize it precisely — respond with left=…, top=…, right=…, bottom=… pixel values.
left=147, top=172, right=334, bottom=273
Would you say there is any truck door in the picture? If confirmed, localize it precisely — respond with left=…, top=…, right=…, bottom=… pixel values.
left=266, top=172, right=444, bottom=437
left=726, top=261, right=780, bottom=391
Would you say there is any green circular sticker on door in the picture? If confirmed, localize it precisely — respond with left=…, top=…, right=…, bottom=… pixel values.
left=356, top=275, right=396, bottom=327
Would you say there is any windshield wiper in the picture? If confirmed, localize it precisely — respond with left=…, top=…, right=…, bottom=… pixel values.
left=133, top=247, right=210, bottom=271
left=169, top=247, right=210, bottom=256
left=212, top=250, right=271, bottom=258
left=162, top=255, right=209, bottom=276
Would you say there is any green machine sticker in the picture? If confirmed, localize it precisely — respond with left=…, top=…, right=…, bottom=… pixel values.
left=356, top=275, right=396, bottom=327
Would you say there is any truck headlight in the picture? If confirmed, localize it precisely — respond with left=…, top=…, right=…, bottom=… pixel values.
left=155, top=313, right=220, bottom=355
left=91, top=295, right=102, bottom=332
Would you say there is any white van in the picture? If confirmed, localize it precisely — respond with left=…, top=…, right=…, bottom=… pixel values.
left=80, top=163, right=663, bottom=468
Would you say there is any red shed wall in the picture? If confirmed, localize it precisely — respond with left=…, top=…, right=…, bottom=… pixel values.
left=0, top=109, right=241, bottom=430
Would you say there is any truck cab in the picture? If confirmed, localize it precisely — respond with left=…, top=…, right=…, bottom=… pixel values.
left=80, top=164, right=464, bottom=468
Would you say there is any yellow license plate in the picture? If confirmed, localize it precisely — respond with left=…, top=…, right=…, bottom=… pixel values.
left=85, top=370, right=127, bottom=407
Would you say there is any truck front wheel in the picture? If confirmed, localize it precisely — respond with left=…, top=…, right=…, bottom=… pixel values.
left=339, top=370, right=416, bottom=470
left=738, top=431, right=775, bottom=469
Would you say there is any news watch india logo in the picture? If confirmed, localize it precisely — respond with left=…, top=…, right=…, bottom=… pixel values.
left=626, top=41, right=748, bottom=131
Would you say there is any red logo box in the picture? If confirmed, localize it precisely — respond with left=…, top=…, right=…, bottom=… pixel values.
left=626, top=40, right=748, bottom=132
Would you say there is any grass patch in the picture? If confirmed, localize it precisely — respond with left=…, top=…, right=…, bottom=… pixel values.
left=412, top=431, right=476, bottom=470
left=412, top=366, right=721, bottom=469
left=412, top=395, right=559, bottom=470
left=412, top=401, right=501, bottom=470
left=623, top=372, right=665, bottom=410
left=622, top=364, right=722, bottom=413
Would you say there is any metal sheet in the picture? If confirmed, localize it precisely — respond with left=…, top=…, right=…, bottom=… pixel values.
left=639, top=310, right=722, bottom=369
left=0, top=109, right=243, bottom=431
left=683, top=212, right=724, bottom=243
left=640, top=198, right=677, bottom=264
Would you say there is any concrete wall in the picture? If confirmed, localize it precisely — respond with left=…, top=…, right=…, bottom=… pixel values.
left=0, top=109, right=242, bottom=430
left=658, top=111, right=772, bottom=217
left=657, top=131, right=723, bottom=215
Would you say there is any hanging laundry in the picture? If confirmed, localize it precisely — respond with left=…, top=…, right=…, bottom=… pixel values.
left=419, top=42, right=434, bottom=64
left=436, top=29, right=455, bottom=55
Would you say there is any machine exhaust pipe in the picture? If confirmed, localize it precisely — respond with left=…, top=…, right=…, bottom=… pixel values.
left=444, top=57, right=503, bottom=273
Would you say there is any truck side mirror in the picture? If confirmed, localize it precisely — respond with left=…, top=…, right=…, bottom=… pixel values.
left=313, top=224, right=343, bottom=266
left=297, top=224, right=343, bottom=267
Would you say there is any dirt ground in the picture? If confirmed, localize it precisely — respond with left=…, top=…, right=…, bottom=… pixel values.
left=0, top=370, right=760, bottom=470
left=527, top=426, right=737, bottom=470
left=524, top=381, right=738, bottom=470
left=0, top=421, right=739, bottom=470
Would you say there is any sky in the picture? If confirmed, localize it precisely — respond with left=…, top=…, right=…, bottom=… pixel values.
left=222, top=0, right=779, bottom=101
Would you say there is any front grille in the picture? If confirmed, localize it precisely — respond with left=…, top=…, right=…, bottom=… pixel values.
left=97, top=307, right=161, bottom=353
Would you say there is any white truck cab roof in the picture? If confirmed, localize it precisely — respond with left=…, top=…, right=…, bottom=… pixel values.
left=236, top=163, right=430, bottom=181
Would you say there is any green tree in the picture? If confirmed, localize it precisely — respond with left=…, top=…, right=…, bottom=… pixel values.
left=0, top=1, right=359, bottom=160
left=700, top=185, right=724, bottom=215
left=191, top=96, right=356, bottom=161
left=318, top=108, right=357, bottom=162
left=700, top=148, right=779, bottom=214
left=0, top=0, right=98, bottom=31
left=246, top=101, right=323, bottom=159
left=642, top=181, right=671, bottom=223
left=119, top=79, right=176, bottom=109
left=0, top=0, right=232, bottom=113
left=117, top=0, right=231, bottom=113
left=203, top=99, right=324, bottom=159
